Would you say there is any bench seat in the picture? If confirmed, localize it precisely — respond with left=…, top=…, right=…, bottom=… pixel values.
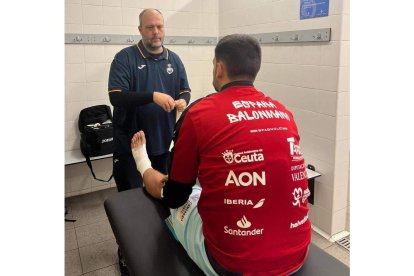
left=104, top=188, right=349, bottom=276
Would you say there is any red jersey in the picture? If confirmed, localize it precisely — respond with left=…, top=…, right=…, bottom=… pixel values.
left=169, top=83, right=311, bottom=275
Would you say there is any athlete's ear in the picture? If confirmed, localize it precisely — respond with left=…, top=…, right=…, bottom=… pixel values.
left=215, top=61, right=225, bottom=79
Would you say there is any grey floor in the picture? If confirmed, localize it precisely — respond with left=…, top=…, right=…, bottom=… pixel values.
left=65, top=188, right=350, bottom=276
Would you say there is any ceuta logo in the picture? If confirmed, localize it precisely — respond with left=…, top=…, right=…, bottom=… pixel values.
left=222, top=150, right=234, bottom=164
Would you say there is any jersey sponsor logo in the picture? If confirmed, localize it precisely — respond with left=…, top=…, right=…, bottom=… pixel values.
left=237, top=215, right=251, bottom=228
left=225, top=170, right=266, bottom=186
left=166, top=64, right=173, bottom=74
left=232, top=100, right=277, bottom=109
left=292, top=187, right=310, bottom=207
left=290, top=213, right=309, bottom=229
left=222, top=149, right=264, bottom=164
left=287, top=137, right=304, bottom=162
left=291, top=169, right=308, bottom=182
left=227, top=109, right=291, bottom=124
left=224, top=215, right=264, bottom=236
left=101, top=137, right=113, bottom=144
left=223, top=198, right=265, bottom=209
left=138, top=64, right=146, bottom=69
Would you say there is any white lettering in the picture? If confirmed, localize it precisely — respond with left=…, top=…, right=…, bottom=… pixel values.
left=227, top=109, right=290, bottom=124
left=224, top=226, right=264, bottom=236
left=101, top=137, right=113, bottom=143
left=290, top=214, right=309, bottom=229
left=225, top=170, right=266, bottom=186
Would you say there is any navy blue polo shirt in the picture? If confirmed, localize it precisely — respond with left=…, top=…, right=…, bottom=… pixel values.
left=108, top=40, right=190, bottom=156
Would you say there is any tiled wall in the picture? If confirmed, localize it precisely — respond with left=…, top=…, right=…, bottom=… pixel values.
left=219, top=0, right=350, bottom=237
left=65, top=0, right=350, bottom=238
left=65, top=0, right=218, bottom=197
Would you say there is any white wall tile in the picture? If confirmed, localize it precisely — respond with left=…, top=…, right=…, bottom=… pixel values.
left=103, top=6, right=122, bottom=26
left=337, top=91, right=349, bottom=116
left=155, top=0, right=174, bottom=11
left=122, top=7, right=140, bottom=26
left=333, top=184, right=348, bottom=212
left=338, top=66, right=349, bottom=92
left=66, top=64, right=86, bottom=83
left=343, top=0, right=350, bottom=14
left=65, top=120, right=80, bottom=145
left=317, top=207, right=333, bottom=235
left=320, top=41, right=341, bottom=66
left=334, top=139, right=350, bottom=164
left=341, top=14, right=349, bottom=41
left=65, top=24, right=83, bottom=33
left=85, top=63, right=107, bottom=82
left=85, top=82, right=107, bottom=101
left=84, top=45, right=105, bottom=63
left=329, top=0, right=344, bottom=15
left=82, top=0, right=102, bottom=5
left=299, top=132, right=335, bottom=165
left=336, top=115, right=349, bottom=141
left=339, top=41, right=349, bottom=67
left=66, top=4, right=83, bottom=24
left=67, top=0, right=81, bottom=4
left=122, top=0, right=154, bottom=8
left=202, top=0, right=218, bottom=13
left=65, top=45, right=85, bottom=64
left=314, top=183, right=333, bottom=211
left=334, top=159, right=349, bottom=189
left=104, top=45, right=124, bottom=62
left=316, top=90, right=337, bottom=116
left=181, top=0, right=202, bottom=12
left=66, top=82, right=88, bottom=103
left=103, top=0, right=121, bottom=7
left=83, top=5, right=103, bottom=25
left=331, top=207, right=347, bottom=234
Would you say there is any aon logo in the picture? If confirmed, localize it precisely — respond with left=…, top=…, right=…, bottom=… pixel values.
left=225, top=170, right=266, bottom=186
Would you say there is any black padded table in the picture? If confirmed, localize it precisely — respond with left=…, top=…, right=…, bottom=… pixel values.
left=104, top=188, right=349, bottom=276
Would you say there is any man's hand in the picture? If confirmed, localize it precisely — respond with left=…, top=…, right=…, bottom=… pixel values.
left=174, top=99, right=187, bottom=112
left=153, top=92, right=175, bottom=112
left=143, top=168, right=168, bottom=200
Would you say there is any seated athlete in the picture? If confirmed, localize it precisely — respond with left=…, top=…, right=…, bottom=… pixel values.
left=131, top=34, right=311, bottom=276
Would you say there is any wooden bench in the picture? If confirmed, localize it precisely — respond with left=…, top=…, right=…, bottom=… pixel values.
left=104, top=171, right=349, bottom=276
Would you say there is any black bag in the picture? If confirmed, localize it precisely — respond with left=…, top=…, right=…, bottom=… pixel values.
left=78, top=105, right=114, bottom=182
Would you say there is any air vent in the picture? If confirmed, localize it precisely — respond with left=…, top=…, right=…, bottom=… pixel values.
left=336, top=236, right=350, bottom=251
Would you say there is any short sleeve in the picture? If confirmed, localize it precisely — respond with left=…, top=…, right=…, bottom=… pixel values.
left=108, top=52, right=131, bottom=91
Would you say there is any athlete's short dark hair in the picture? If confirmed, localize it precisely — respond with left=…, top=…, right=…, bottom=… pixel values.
left=215, top=34, right=261, bottom=81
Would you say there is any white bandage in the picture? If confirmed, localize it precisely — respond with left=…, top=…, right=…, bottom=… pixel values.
left=132, top=144, right=152, bottom=176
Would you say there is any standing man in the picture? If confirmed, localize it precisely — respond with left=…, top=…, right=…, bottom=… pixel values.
left=108, top=8, right=191, bottom=275
left=133, top=34, right=311, bottom=275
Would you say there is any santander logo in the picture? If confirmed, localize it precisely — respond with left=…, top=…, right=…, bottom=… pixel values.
left=236, top=215, right=251, bottom=228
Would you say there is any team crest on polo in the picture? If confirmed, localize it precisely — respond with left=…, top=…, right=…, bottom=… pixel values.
left=166, top=64, right=173, bottom=74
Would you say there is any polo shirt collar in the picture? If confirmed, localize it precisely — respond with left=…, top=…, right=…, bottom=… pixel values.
left=220, top=80, right=254, bottom=92
left=136, top=40, right=168, bottom=60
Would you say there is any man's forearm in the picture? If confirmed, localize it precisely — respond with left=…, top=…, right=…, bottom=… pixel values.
left=109, top=90, right=153, bottom=107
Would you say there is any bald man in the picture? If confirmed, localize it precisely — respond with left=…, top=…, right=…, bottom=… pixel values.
left=108, top=8, right=191, bottom=275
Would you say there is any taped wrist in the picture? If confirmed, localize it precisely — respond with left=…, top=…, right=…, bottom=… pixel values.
left=132, top=144, right=152, bottom=176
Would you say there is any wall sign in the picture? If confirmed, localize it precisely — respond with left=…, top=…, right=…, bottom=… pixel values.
left=300, top=0, right=329, bottom=20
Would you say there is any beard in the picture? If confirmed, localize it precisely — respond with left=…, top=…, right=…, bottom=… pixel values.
left=143, top=37, right=163, bottom=51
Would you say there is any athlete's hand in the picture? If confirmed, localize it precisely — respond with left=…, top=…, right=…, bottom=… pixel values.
left=174, top=99, right=187, bottom=112
left=153, top=92, right=175, bottom=112
left=143, top=168, right=167, bottom=200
